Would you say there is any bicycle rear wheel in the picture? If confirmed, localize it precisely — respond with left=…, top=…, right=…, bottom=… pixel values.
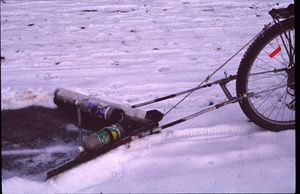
left=236, top=18, right=295, bottom=131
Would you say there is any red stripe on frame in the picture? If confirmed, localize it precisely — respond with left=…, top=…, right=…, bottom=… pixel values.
left=269, top=46, right=281, bottom=58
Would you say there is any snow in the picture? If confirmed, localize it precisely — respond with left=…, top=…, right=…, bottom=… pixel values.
left=1, top=0, right=295, bottom=193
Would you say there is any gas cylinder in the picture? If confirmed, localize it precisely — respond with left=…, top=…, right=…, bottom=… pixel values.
left=78, top=123, right=126, bottom=153
left=79, top=99, right=124, bottom=122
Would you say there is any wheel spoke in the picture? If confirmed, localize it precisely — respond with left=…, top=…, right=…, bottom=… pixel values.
left=274, top=38, right=289, bottom=64
left=249, top=77, right=287, bottom=92
left=248, top=73, right=286, bottom=83
left=254, top=57, right=276, bottom=70
left=261, top=86, right=287, bottom=118
left=277, top=90, right=288, bottom=121
left=262, top=49, right=287, bottom=67
left=238, top=19, right=294, bottom=129
left=250, top=83, right=286, bottom=111
left=248, top=77, right=291, bottom=121
left=289, top=109, right=294, bottom=122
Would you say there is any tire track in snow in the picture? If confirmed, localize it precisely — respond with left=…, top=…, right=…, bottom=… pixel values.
left=128, top=124, right=260, bottom=151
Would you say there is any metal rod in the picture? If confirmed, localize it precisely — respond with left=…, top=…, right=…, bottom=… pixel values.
left=150, top=82, right=284, bottom=133
left=131, top=77, right=235, bottom=108
left=152, top=94, right=251, bottom=133
left=132, top=66, right=285, bottom=109
left=131, top=83, right=210, bottom=108
left=75, top=101, right=83, bottom=145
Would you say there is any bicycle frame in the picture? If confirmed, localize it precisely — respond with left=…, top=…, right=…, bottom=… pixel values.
left=132, top=74, right=237, bottom=109
left=130, top=74, right=247, bottom=132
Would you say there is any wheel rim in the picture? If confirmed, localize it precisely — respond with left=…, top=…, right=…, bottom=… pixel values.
left=245, top=27, right=295, bottom=126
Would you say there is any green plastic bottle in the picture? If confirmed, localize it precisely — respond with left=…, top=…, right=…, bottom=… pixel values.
left=79, top=123, right=125, bottom=153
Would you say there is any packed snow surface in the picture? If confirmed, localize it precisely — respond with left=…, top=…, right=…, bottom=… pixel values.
left=1, top=0, right=295, bottom=193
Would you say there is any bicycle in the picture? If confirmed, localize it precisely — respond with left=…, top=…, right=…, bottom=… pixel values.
left=130, top=3, right=295, bottom=131
left=55, top=4, right=295, bottom=132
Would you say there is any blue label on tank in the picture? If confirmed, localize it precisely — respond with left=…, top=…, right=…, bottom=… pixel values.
left=86, top=101, right=97, bottom=111
left=95, top=107, right=106, bottom=119
left=86, top=102, right=92, bottom=109
left=84, top=100, right=108, bottom=119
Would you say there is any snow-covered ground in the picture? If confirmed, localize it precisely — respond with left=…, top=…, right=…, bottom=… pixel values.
left=1, top=0, right=295, bottom=193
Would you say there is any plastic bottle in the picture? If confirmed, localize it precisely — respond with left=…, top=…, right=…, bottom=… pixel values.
left=78, top=123, right=126, bottom=153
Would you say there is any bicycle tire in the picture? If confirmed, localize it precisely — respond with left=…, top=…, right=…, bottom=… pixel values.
left=236, top=18, right=295, bottom=131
